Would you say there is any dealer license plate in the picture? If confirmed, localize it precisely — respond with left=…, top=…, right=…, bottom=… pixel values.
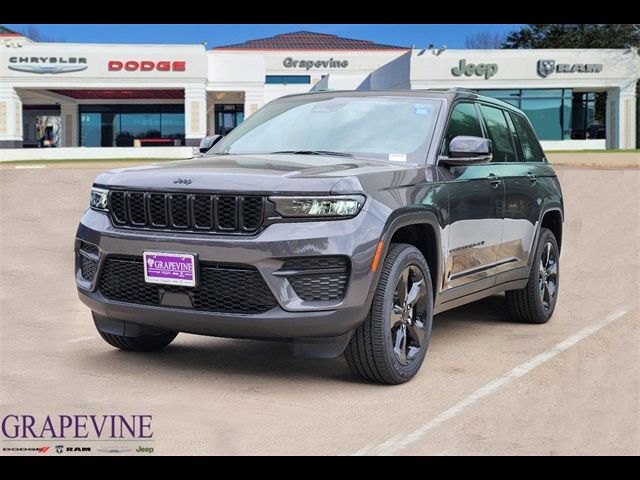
left=143, top=252, right=197, bottom=287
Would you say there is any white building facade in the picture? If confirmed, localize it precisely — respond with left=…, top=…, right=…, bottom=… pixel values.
left=1, top=29, right=639, bottom=151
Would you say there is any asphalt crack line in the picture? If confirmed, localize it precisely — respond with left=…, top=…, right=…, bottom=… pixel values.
left=352, top=308, right=629, bottom=456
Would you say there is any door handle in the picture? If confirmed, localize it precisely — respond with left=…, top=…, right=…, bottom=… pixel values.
left=526, top=172, right=539, bottom=184
left=486, top=174, right=502, bottom=188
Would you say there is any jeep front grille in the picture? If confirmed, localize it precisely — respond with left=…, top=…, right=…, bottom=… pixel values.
left=108, top=191, right=265, bottom=234
left=98, top=256, right=278, bottom=314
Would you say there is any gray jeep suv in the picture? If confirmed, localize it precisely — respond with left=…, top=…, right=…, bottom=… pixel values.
left=75, top=89, right=563, bottom=384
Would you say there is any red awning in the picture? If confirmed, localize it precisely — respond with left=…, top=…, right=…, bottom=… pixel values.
left=49, top=89, right=185, bottom=100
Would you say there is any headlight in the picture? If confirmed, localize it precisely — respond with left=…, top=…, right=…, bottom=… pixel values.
left=270, top=195, right=365, bottom=218
left=90, top=187, right=109, bottom=210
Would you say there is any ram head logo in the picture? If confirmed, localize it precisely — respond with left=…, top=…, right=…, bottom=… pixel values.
left=537, top=60, right=556, bottom=78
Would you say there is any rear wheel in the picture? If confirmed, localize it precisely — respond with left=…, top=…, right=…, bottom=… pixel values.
left=505, top=228, right=560, bottom=324
left=345, top=243, right=433, bottom=384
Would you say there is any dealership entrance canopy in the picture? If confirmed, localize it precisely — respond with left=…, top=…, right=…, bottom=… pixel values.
left=1, top=27, right=639, bottom=150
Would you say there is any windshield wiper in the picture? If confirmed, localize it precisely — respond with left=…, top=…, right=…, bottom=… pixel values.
left=269, top=150, right=353, bottom=158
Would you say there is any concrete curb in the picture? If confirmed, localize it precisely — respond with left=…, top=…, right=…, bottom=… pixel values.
left=0, top=146, right=197, bottom=162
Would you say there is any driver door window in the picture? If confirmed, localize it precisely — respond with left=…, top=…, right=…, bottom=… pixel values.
left=478, top=105, right=518, bottom=163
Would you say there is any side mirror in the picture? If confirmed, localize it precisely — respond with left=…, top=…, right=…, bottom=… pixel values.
left=439, top=136, right=493, bottom=166
left=199, top=135, right=223, bottom=154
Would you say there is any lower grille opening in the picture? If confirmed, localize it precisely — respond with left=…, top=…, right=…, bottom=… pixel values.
left=78, top=241, right=99, bottom=280
left=80, top=255, right=98, bottom=280
left=79, top=241, right=99, bottom=256
left=281, top=257, right=350, bottom=302
left=98, top=256, right=278, bottom=314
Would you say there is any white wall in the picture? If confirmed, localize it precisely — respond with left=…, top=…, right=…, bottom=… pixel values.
left=207, top=52, right=265, bottom=84
left=364, top=48, right=640, bottom=150
left=2, top=42, right=208, bottom=87
left=365, top=51, right=412, bottom=90
left=404, top=48, right=640, bottom=89
left=208, top=49, right=408, bottom=107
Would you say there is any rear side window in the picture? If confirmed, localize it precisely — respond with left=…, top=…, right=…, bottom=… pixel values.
left=510, top=113, right=545, bottom=163
left=479, top=105, right=518, bottom=163
left=442, top=102, right=483, bottom=155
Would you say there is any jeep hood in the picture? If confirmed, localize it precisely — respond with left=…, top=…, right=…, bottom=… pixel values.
left=93, top=153, right=417, bottom=194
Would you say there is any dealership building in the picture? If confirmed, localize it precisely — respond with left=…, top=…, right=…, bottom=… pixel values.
left=1, top=26, right=639, bottom=151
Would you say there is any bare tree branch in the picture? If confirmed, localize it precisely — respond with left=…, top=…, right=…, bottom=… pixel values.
left=465, top=31, right=505, bottom=49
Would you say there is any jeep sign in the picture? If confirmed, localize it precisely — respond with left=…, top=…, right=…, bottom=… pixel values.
left=451, top=59, right=498, bottom=79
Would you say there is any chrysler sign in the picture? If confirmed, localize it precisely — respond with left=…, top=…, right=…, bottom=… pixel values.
left=8, top=56, right=88, bottom=74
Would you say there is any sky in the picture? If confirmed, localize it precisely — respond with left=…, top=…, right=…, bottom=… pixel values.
left=4, top=24, right=523, bottom=49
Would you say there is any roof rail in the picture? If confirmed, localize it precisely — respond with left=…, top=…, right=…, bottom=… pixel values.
left=447, top=87, right=478, bottom=94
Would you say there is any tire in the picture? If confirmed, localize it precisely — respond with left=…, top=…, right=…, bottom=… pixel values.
left=94, top=317, right=178, bottom=352
left=345, top=243, right=434, bottom=384
left=505, top=228, right=560, bottom=324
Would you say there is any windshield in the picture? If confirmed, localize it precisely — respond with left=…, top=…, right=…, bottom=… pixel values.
left=212, top=96, right=441, bottom=164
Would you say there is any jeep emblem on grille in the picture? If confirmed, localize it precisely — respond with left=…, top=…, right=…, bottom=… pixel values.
left=173, top=178, right=193, bottom=185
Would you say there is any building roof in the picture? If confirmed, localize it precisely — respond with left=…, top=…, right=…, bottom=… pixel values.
left=214, top=31, right=408, bottom=51
left=0, top=25, right=23, bottom=36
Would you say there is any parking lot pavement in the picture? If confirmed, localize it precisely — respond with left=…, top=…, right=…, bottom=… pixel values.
left=0, top=161, right=638, bottom=455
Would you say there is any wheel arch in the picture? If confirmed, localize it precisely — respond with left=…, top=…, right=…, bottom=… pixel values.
left=540, top=208, right=563, bottom=252
left=376, top=210, right=443, bottom=301
left=525, top=205, right=564, bottom=268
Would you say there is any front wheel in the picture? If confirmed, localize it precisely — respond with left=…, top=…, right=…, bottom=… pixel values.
left=345, top=243, right=434, bottom=384
left=93, top=314, right=178, bottom=351
left=505, top=228, right=560, bottom=324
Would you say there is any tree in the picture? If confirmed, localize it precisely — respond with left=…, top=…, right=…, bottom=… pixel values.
left=502, top=24, right=640, bottom=49
left=465, top=31, right=505, bottom=49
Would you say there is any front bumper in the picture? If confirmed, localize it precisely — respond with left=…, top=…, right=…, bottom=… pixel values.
left=75, top=208, right=385, bottom=339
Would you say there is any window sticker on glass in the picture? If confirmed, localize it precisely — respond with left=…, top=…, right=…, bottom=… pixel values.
left=414, top=104, right=433, bottom=116
left=388, top=153, right=407, bottom=162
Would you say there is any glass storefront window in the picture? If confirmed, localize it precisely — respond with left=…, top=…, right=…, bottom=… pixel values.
left=520, top=89, right=566, bottom=98
left=214, top=104, right=245, bottom=136
left=80, top=113, right=101, bottom=147
left=265, top=75, right=311, bottom=84
left=571, top=92, right=606, bottom=139
left=520, top=97, right=569, bottom=141
left=79, top=105, right=185, bottom=147
left=477, top=89, right=604, bottom=141
left=162, top=113, right=186, bottom=139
